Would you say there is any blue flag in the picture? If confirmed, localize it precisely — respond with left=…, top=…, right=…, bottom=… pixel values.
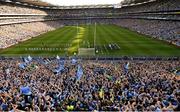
left=76, top=65, right=83, bottom=80
left=22, top=56, right=32, bottom=64
left=72, top=58, right=77, bottom=65
left=54, top=58, right=65, bottom=74
left=124, top=62, right=129, bottom=74
left=56, top=55, right=60, bottom=60
left=20, top=86, right=31, bottom=95
left=23, top=57, right=29, bottom=63
left=19, top=63, right=26, bottom=69
left=28, top=55, right=32, bottom=62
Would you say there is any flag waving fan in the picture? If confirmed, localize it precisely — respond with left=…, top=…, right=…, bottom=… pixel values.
left=124, top=62, right=129, bottom=74
left=20, top=86, right=32, bottom=95
left=76, top=64, right=83, bottom=80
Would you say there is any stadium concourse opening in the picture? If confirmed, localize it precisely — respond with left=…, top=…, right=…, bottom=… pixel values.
left=0, top=0, right=180, bottom=111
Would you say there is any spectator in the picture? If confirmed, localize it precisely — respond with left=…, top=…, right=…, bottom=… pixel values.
left=0, top=58, right=179, bottom=111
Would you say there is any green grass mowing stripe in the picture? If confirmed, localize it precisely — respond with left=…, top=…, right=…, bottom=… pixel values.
left=110, top=25, right=180, bottom=56
left=95, top=24, right=103, bottom=55
left=46, top=26, right=77, bottom=55
left=0, top=27, right=69, bottom=49
left=46, top=27, right=76, bottom=46
left=67, top=25, right=90, bottom=55
left=109, top=24, right=179, bottom=56
left=88, top=25, right=95, bottom=47
left=35, top=27, right=73, bottom=44
left=0, top=27, right=68, bottom=55
left=96, top=24, right=112, bottom=56
left=80, top=25, right=89, bottom=48
left=0, top=27, right=75, bottom=56
left=101, top=25, right=132, bottom=55
left=97, top=24, right=117, bottom=55
left=0, top=24, right=179, bottom=56
left=126, top=29, right=180, bottom=56
left=110, top=26, right=146, bottom=56
left=109, top=25, right=156, bottom=56
left=97, top=24, right=146, bottom=56
left=113, top=25, right=177, bottom=47
left=82, top=25, right=94, bottom=47
left=66, top=26, right=85, bottom=55
left=107, top=24, right=150, bottom=55
left=109, top=26, right=139, bottom=52
left=100, top=24, right=142, bottom=56
left=42, top=26, right=77, bottom=55
left=80, top=25, right=95, bottom=48
left=86, top=25, right=98, bottom=54
left=24, top=27, right=69, bottom=46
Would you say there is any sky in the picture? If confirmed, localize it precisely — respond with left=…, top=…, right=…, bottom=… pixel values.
left=41, top=0, right=123, bottom=6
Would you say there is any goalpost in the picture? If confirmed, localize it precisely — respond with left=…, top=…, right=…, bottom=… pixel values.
left=94, top=22, right=99, bottom=54
left=78, top=23, right=96, bottom=56
left=94, top=22, right=96, bottom=50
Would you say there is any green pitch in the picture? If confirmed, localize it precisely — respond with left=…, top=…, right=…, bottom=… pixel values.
left=0, top=24, right=179, bottom=56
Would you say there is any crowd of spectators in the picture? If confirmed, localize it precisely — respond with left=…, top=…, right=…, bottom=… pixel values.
left=0, top=2, right=58, bottom=49
left=114, top=19, right=180, bottom=46
left=0, top=21, right=63, bottom=49
left=0, top=1, right=179, bottom=111
left=0, top=57, right=179, bottom=111
left=118, top=0, right=180, bottom=13
left=0, top=0, right=179, bottom=48
left=44, top=0, right=180, bottom=16
left=0, top=3, right=46, bottom=14
left=0, top=18, right=46, bottom=24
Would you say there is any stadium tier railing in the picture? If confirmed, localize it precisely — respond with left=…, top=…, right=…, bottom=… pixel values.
left=0, top=56, right=179, bottom=61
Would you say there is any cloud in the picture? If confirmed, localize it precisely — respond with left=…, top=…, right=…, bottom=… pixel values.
left=41, top=0, right=123, bottom=6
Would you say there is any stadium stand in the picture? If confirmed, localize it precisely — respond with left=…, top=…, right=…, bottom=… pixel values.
left=0, top=0, right=180, bottom=49
left=0, top=2, right=46, bottom=14
left=0, top=2, right=63, bottom=49
left=0, top=0, right=179, bottom=111
left=0, top=57, right=179, bottom=111
left=114, top=19, right=180, bottom=46
left=119, top=0, right=180, bottom=13
left=0, top=21, right=63, bottom=48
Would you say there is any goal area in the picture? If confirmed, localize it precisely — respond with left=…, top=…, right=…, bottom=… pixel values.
left=78, top=48, right=95, bottom=56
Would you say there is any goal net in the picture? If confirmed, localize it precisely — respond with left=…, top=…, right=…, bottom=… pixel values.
left=78, top=48, right=95, bottom=56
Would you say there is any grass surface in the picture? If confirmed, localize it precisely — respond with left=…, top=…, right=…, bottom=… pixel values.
left=0, top=24, right=179, bottom=56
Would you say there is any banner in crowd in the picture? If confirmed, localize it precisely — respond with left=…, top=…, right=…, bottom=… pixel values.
left=76, top=64, right=83, bottom=80
left=20, top=86, right=32, bottom=95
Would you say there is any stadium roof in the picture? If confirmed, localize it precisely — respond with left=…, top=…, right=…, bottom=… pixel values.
left=3, top=0, right=53, bottom=7
left=49, top=4, right=118, bottom=9
left=1, top=0, right=156, bottom=9
left=41, top=0, right=122, bottom=6
left=2, top=0, right=121, bottom=9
